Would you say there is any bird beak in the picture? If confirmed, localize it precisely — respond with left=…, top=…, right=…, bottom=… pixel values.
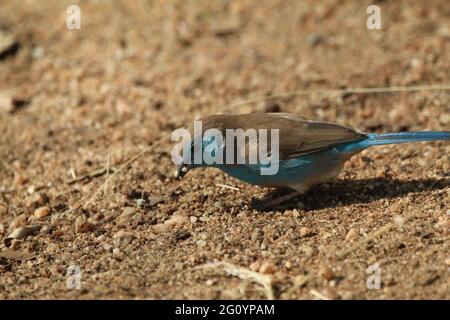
left=176, top=162, right=191, bottom=179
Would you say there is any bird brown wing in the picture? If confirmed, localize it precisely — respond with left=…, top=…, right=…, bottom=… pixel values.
left=202, top=113, right=367, bottom=161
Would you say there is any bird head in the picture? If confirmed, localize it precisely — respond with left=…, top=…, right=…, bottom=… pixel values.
left=174, top=123, right=221, bottom=179
left=175, top=136, right=196, bottom=179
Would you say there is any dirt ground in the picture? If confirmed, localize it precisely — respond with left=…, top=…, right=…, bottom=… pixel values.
left=0, top=0, right=449, bottom=299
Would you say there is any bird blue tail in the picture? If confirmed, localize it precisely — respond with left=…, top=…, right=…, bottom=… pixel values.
left=366, top=131, right=450, bottom=146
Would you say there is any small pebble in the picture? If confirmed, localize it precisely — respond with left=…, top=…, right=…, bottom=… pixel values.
left=393, top=215, right=405, bottom=227
left=303, top=245, right=314, bottom=257
left=321, top=287, right=339, bottom=300
left=251, top=228, right=261, bottom=242
left=148, top=196, right=164, bottom=206
left=6, top=225, right=41, bottom=244
left=74, top=217, right=94, bottom=233
left=299, top=226, right=312, bottom=238
left=165, top=214, right=190, bottom=227
left=249, top=261, right=261, bottom=272
left=13, top=174, right=28, bottom=186
left=112, top=248, right=124, bottom=261
left=121, top=207, right=136, bottom=217
left=306, top=33, right=323, bottom=46
left=259, top=262, right=276, bottom=274
left=34, top=206, right=51, bottom=219
left=345, top=228, right=359, bottom=242
left=190, top=216, right=198, bottom=224
left=320, top=266, right=336, bottom=281
left=113, top=230, right=136, bottom=248
left=294, top=275, right=309, bottom=287
left=284, top=261, right=292, bottom=269
left=153, top=223, right=170, bottom=233
left=10, top=239, right=22, bottom=250
left=196, top=239, right=206, bottom=248
left=53, top=230, right=63, bottom=238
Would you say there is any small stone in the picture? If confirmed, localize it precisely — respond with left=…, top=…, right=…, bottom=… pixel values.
left=0, top=92, right=14, bottom=113
left=34, top=206, right=51, bottom=219
left=259, top=262, right=276, bottom=274
left=148, top=196, right=164, bottom=206
left=113, top=230, right=136, bottom=248
left=285, top=261, right=292, bottom=269
left=10, top=239, right=22, bottom=250
left=190, top=216, right=198, bottom=224
left=112, top=248, right=124, bottom=261
left=0, top=30, right=18, bottom=59
left=345, top=228, right=359, bottom=242
left=135, top=198, right=145, bottom=207
left=103, top=243, right=113, bottom=252
left=251, top=228, right=261, bottom=242
left=74, top=217, right=94, bottom=233
left=57, top=228, right=67, bottom=237
left=393, top=215, right=405, bottom=227
left=206, top=279, right=214, bottom=286
left=340, top=290, right=356, bottom=300
left=13, top=173, right=28, bottom=186
left=121, top=207, right=136, bottom=217
left=153, top=223, right=170, bottom=233
left=320, top=266, right=336, bottom=281
left=132, top=212, right=144, bottom=224
left=5, top=225, right=41, bottom=244
left=249, top=261, right=261, bottom=272
left=299, top=226, right=312, bottom=238
left=174, top=262, right=184, bottom=270
left=196, top=239, right=207, bottom=248
left=40, top=225, right=51, bottom=234
left=165, top=214, right=190, bottom=227
left=31, top=46, right=45, bottom=59
left=321, top=287, right=340, bottom=300
left=27, top=185, right=35, bottom=194
left=27, top=193, right=50, bottom=208
left=294, top=275, right=309, bottom=287
left=8, top=214, right=27, bottom=233
left=306, top=33, right=323, bottom=46
left=445, top=257, right=450, bottom=266
left=303, top=245, right=314, bottom=257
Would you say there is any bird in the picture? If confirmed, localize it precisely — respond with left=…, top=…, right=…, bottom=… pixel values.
left=176, top=113, right=450, bottom=208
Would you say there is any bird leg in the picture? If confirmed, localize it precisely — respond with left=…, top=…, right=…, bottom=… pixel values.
left=252, top=190, right=301, bottom=210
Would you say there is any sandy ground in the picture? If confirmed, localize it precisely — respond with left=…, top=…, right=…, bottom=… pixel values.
left=0, top=0, right=449, bottom=299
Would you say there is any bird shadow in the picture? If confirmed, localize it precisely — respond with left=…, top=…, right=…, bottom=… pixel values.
left=252, top=177, right=449, bottom=212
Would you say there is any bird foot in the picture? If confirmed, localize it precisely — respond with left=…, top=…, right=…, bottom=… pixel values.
left=252, top=191, right=301, bottom=210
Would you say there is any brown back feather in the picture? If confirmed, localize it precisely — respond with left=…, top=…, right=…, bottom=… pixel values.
left=199, top=113, right=366, bottom=161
